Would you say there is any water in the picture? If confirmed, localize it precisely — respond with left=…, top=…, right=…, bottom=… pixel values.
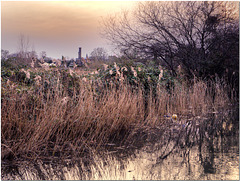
left=2, top=111, right=239, bottom=180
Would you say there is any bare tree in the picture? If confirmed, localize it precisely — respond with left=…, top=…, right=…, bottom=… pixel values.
left=17, top=34, right=38, bottom=65
left=102, top=1, right=238, bottom=77
left=1, top=49, right=9, bottom=60
left=90, top=47, right=108, bottom=61
left=39, top=51, right=47, bottom=59
left=30, top=45, right=38, bottom=59
left=18, top=34, right=30, bottom=59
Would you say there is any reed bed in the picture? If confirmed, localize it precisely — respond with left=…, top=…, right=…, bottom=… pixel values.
left=1, top=69, right=235, bottom=161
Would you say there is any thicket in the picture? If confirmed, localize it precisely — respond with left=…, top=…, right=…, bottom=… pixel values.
left=1, top=60, right=237, bottom=161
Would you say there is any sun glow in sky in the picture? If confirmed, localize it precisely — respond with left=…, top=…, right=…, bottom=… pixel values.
left=1, top=1, right=136, bottom=59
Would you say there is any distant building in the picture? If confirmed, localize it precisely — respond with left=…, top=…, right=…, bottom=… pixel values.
left=76, top=47, right=83, bottom=66
left=44, top=57, right=52, bottom=63
left=59, top=47, right=91, bottom=68
left=60, top=56, right=67, bottom=68
left=52, top=59, right=61, bottom=67
left=68, top=59, right=77, bottom=68
left=61, top=60, right=67, bottom=68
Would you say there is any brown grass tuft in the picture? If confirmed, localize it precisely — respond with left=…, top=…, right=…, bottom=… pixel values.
left=1, top=72, right=235, bottom=160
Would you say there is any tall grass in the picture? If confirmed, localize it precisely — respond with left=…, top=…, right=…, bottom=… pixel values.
left=1, top=70, right=236, bottom=161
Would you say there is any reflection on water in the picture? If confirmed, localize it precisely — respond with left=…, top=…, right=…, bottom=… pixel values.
left=2, top=138, right=238, bottom=180
left=2, top=111, right=239, bottom=180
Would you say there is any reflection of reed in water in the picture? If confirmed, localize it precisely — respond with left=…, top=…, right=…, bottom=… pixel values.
left=2, top=133, right=238, bottom=180
left=154, top=110, right=238, bottom=175
left=2, top=111, right=238, bottom=180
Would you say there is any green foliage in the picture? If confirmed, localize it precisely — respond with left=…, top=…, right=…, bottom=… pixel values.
left=1, top=57, right=27, bottom=70
left=94, top=62, right=178, bottom=94
left=1, top=68, right=12, bottom=79
left=1, top=59, right=180, bottom=104
left=14, top=71, right=26, bottom=83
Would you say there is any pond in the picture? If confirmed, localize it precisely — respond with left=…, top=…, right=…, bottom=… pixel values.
left=2, top=111, right=239, bottom=180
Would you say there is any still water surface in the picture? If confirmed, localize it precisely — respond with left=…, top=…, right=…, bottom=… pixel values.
left=2, top=112, right=239, bottom=180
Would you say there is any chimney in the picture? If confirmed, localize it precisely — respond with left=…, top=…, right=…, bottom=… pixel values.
left=78, top=47, right=82, bottom=59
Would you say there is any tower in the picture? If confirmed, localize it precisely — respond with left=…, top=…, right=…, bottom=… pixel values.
left=78, top=47, right=82, bottom=59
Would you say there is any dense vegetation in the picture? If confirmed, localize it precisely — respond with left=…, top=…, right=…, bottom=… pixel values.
left=1, top=58, right=238, bottom=161
left=1, top=1, right=238, bottom=165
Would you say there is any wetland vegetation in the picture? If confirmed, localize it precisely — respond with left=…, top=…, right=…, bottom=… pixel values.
left=1, top=58, right=238, bottom=180
left=1, top=1, right=239, bottom=180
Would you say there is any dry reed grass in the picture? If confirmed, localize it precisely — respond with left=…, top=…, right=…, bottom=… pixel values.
left=1, top=71, right=235, bottom=161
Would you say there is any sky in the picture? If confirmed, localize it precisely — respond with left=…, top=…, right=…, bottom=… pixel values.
left=1, top=0, right=137, bottom=59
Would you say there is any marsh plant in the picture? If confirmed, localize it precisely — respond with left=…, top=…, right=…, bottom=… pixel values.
left=1, top=61, right=237, bottom=162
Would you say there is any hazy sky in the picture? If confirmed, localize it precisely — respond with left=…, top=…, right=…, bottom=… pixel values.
left=1, top=1, right=136, bottom=59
